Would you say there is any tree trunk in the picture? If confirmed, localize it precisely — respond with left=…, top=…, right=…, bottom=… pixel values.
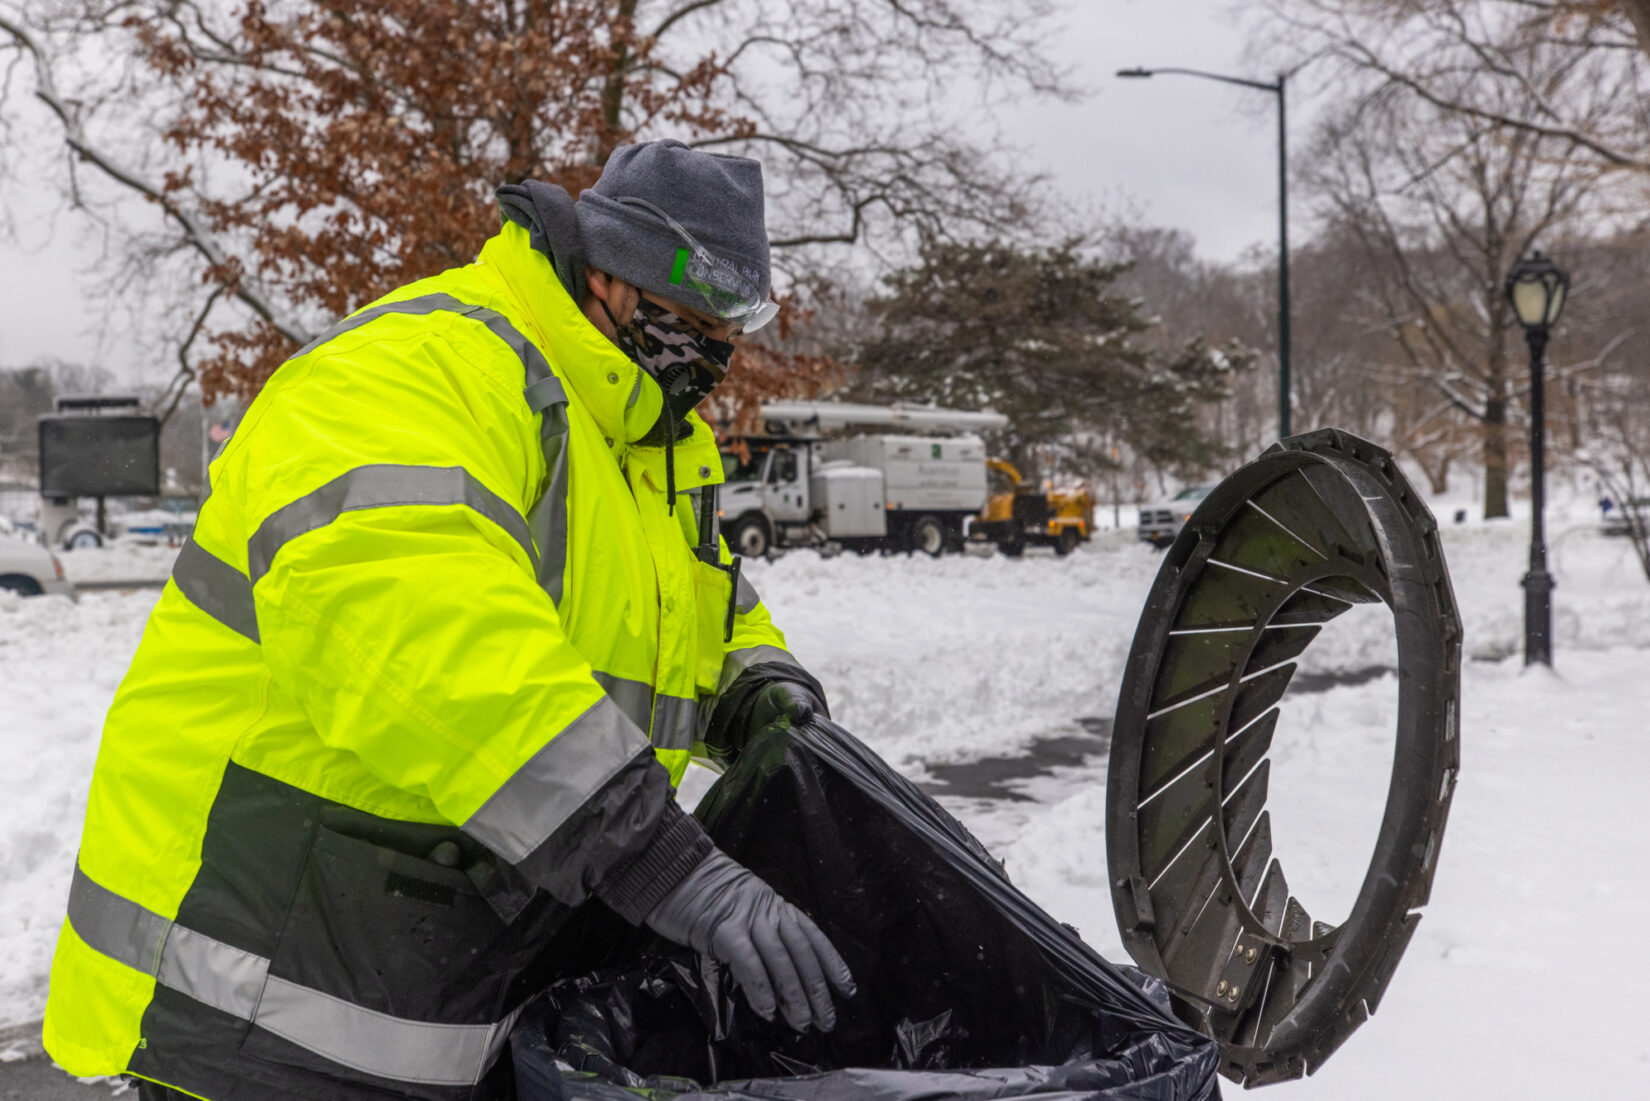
left=1483, top=396, right=1509, bottom=519
left=1481, top=316, right=1512, bottom=519
left=1626, top=0, right=1650, bottom=62
left=599, top=0, right=640, bottom=163
left=1420, top=451, right=1451, bottom=496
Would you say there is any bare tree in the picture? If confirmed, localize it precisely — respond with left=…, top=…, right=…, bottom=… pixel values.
left=1299, top=46, right=1602, bottom=516
left=1, top=0, right=1068, bottom=408
left=1258, top=1, right=1650, bottom=180
left=1580, top=380, right=1650, bottom=580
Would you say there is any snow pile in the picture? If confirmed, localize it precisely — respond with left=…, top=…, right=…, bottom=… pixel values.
left=744, top=533, right=1158, bottom=770
left=56, top=544, right=179, bottom=585
left=0, top=589, right=159, bottom=1040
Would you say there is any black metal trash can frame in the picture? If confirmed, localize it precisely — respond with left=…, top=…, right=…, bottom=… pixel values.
left=1108, top=429, right=1462, bottom=1086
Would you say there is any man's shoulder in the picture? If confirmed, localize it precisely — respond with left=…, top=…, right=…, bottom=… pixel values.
left=293, top=265, right=545, bottom=391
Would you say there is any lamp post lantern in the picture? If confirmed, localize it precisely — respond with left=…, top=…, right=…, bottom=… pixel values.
left=1117, top=66, right=1292, bottom=438
left=1504, top=250, right=1570, bottom=668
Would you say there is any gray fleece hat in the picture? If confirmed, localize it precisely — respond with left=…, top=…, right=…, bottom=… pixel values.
left=577, top=140, right=771, bottom=323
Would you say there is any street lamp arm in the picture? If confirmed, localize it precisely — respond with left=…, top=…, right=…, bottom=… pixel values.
left=1115, top=61, right=1292, bottom=438
left=1115, top=66, right=1281, bottom=94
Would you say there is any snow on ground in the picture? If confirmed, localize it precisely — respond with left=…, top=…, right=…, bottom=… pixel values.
left=0, top=588, right=159, bottom=1047
left=54, top=543, right=180, bottom=585
left=745, top=533, right=1157, bottom=771
left=3, top=500, right=1650, bottom=1095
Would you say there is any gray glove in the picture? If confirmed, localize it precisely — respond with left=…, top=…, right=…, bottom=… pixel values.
left=644, top=848, right=855, bottom=1032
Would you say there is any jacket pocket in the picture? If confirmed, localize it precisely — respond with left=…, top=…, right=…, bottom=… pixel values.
left=692, top=558, right=734, bottom=696
left=249, top=810, right=519, bottom=1028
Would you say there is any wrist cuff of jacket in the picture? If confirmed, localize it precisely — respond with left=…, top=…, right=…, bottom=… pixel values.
left=594, top=797, right=716, bottom=925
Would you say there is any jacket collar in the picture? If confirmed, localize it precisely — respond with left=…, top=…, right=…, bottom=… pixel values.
left=479, top=223, right=725, bottom=493
left=478, top=222, right=660, bottom=446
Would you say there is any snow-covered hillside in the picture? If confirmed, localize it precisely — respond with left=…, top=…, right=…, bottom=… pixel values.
left=3, top=498, right=1648, bottom=1096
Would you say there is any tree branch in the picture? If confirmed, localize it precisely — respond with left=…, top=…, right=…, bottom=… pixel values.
left=0, top=10, right=310, bottom=345
left=153, top=282, right=223, bottom=426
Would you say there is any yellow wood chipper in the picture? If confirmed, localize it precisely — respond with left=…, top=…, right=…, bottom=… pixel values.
left=970, top=459, right=1095, bottom=557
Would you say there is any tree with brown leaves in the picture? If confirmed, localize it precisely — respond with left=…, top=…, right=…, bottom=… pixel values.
left=1, top=0, right=1063, bottom=428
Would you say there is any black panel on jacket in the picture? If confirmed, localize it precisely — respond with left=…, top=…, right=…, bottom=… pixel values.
left=142, top=762, right=570, bottom=1100
left=130, top=985, right=505, bottom=1101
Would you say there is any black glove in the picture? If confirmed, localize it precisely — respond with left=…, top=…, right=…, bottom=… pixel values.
left=748, top=680, right=818, bottom=736
left=704, top=665, right=827, bottom=766
left=644, top=848, right=855, bottom=1032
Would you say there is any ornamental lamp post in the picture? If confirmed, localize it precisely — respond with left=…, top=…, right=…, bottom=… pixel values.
left=1503, top=250, right=1570, bottom=668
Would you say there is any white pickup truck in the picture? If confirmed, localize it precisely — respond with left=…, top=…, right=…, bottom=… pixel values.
left=1136, top=484, right=1216, bottom=548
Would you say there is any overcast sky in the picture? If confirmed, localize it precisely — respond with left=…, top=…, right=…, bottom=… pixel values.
left=0, top=0, right=1311, bottom=383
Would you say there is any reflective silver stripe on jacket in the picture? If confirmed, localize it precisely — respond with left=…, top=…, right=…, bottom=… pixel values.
left=294, top=293, right=552, bottom=383
left=526, top=392, right=571, bottom=606
left=734, top=571, right=762, bottom=616
left=246, top=464, right=536, bottom=583
left=650, top=693, right=698, bottom=752
left=461, top=696, right=650, bottom=864
left=294, top=293, right=571, bottom=608
left=171, top=539, right=260, bottom=644
left=716, top=644, right=801, bottom=697
left=593, top=672, right=653, bottom=732
left=67, top=866, right=515, bottom=1088
left=171, top=463, right=534, bottom=641
left=594, top=673, right=697, bottom=753
left=172, top=290, right=571, bottom=634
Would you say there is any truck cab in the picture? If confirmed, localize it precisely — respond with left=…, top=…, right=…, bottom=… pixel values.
left=719, top=443, right=814, bottom=557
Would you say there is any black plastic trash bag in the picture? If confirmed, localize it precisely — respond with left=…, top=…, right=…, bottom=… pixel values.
left=514, top=719, right=1220, bottom=1100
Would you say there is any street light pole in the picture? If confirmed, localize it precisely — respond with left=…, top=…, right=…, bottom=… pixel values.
left=1523, top=324, right=1552, bottom=666
left=1276, top=70, right=1290, bottom=438
left=1117, top=66, right=1291, bottom=437
left=1504, top=250, right=1570, bottom=668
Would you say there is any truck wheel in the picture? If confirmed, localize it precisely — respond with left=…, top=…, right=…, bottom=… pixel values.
left=66, top=529, right=102, bottom=550
left=0, top=574, right=42, bottom=596
left=912, top=514, right=946, bottom=558
left=1054, top=527, right=1079, bottom=556
left=728, top=514, right=771, bottom=558
left=998, top=533, right=1025, bottom=558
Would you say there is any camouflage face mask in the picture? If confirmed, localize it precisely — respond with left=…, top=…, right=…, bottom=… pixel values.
left=602, top=296, right=734, bottom=444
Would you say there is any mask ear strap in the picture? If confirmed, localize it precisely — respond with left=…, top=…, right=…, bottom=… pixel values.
left=604, top=292, right=680, bottom=513
left=597, top=294, right=622, bottom=332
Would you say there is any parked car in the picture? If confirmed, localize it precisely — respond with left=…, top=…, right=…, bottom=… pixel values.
left=0, top=518, right=74, bottom=597
left=111, top=495, right=199, bottom=545
left=1137, top=484, right=1216, bottom=548
left=1602, top=496, right=1650, bottom=538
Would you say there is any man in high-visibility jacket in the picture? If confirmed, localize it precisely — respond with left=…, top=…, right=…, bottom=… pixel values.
left=44, top=139, right=854, bottom=1101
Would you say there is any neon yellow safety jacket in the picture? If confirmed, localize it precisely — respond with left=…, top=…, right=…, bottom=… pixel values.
left=43, top=219, right=805, bottom=1100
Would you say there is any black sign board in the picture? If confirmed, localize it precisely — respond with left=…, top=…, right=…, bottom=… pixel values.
left=38, top=414, right=161, bottom=497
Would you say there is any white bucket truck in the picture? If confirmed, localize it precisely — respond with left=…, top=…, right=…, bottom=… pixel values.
left=717, top=401, right=1007, bottom=558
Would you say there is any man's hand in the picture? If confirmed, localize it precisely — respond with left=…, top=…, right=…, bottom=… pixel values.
left=644, top=848, right=855, bottom=1032
left=747, top=681, right=818, bottom=737
left=704, top=673, right=826, bottom=767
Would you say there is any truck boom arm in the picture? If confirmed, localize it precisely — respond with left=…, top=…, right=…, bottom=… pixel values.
left=760, top=401, right=1008, bottom=436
